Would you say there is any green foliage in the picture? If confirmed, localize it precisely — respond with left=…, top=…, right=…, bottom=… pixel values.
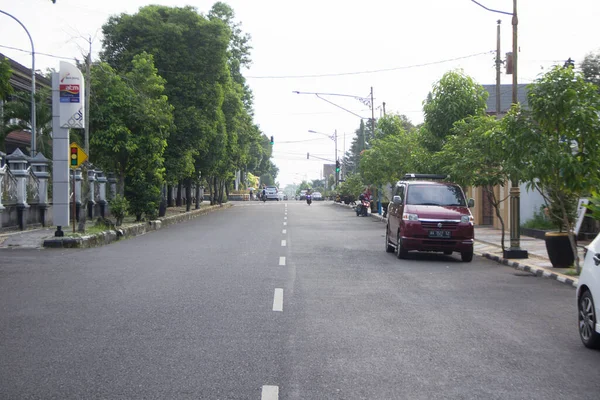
left=90, top=53, right=173, bottom=220
left=422, top=70, right=488, bottom=153
left=360, top=117, right=426, bottom=186
left=581, top=51, right=600, bottom=89
left=338, top=173, right=364, bottom=200
left=521, top=206, right=558, bottom=230
left=0, top=56, right=12, bottom=101
left=503, top=66, right=600, bottom=271
left=109, top=194, right=129, bottom=226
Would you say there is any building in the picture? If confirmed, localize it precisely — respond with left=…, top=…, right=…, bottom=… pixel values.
left=1, top=52, right=51, bottom=155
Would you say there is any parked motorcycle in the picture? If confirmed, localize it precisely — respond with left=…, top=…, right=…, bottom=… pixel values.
left=306, top=194, right=312, bottom=205
left=356, top=199, right=369, bottom=216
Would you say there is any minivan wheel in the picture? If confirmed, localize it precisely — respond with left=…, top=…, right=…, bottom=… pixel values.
left=579, top=290, right=600, bottom=349
left=385, top=226, right=394, bottom=253
left=461, top=249, right=474, bottom=262
left=396, top=232, right=407, bottom=259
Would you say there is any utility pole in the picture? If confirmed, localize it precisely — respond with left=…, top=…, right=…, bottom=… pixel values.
left=496, top=20, right=501, bottom=118
left=334, top=129, right=338, bottom=188
left=370, top=86, right=375, bottom=142
left=505, top=0, right=527, bottom=258
left=84, top=35, right=91, bottom=155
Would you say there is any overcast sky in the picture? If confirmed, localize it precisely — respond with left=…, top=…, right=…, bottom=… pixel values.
left=1, top=0, right=599, bottom=187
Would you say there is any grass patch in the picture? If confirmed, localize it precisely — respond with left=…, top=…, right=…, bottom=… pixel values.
left=563, top=268, right=580, bottom=277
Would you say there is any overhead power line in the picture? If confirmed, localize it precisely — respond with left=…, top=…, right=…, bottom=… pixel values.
left=0, top=44, right=75, bottom=61
left=246, top=51, right=494, bottom=79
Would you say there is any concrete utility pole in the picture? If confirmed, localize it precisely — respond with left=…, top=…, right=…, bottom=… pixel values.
left=0, top=10, right=36, bottom=155
left=84, top=36, right=91, bottom=155
left=496, top=20, right=501, bottom=118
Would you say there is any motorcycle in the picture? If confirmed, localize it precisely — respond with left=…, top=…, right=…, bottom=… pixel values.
left=356, top=198, right=369, bottom=216
left=262, top=191, right=267, bottom=202
left=306, top=194, right=312, bottom=205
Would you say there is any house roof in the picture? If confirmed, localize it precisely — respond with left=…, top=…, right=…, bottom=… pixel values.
left=0, top=53, right=51, bottom=93
left=5, top=130, right=32, bottom=146
left=482, top=84, right=529, bottom=114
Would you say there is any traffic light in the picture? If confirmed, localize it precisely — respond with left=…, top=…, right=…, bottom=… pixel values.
left=335, top=160, right=340, bottom=172
left=270, top=135, right=274, bottom=145
left=70, top=146, right=78, bottom=166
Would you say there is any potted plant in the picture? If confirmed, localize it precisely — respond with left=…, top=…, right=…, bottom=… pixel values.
left=503, top=66, right=600, bottom=272
left=542, top=189, right=579, bottom=268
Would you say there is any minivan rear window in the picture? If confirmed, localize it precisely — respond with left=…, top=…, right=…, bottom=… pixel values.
left=406, top=184, right=466, bottom=207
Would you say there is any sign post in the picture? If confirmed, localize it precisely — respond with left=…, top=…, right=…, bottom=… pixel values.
left=52, top=61, right=85, bottom=237
left=69, top=142, right=87, bottom=232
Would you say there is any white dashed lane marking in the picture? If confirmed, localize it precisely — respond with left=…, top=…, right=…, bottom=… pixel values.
left=284, top=216, right=287, bottom=220
left=279, top=256, right=286, bottom=266
left=273, top=289, right=283, bottom=311
left=282, top=229, right=286, bottom=234
left=262, top=385, right=279, bottom=400
left=283, top=222, right=287, bottom=226
left=281, top=240, right=286, bottom=247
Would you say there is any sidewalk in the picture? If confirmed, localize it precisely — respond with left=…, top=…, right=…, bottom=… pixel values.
left=335, top=202, right=582, bottom=288
left=0, top=203, right=232, bottom=250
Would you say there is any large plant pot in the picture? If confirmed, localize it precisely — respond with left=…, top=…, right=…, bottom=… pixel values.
left=544, top=232, right=575, bottom=268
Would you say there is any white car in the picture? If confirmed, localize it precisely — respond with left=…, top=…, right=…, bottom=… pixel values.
left=265, top=186, right=279, bottom=200
left=312, top=192, right=323, bottom=201
left=577, top=233, right=600, bottom=348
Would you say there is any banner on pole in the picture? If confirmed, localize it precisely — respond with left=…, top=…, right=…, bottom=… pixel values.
left=59, top=61, right=85, bottom=129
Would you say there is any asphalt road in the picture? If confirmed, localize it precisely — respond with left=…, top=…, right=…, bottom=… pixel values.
left=1, top=201, right=600, bottom=399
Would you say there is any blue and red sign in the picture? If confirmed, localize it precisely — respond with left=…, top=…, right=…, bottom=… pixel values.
left=59, top=84, right=80, bottom=103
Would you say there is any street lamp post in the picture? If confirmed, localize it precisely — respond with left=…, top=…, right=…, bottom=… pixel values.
left=0, top=10, right=36, bottom=156
left=470, top=0, right=527, bottom=259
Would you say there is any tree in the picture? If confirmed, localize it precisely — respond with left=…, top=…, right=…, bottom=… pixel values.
left=101, top=5, right=231, bottom=187
left=422, top=70, right=488, bottom=153
left=503, top=66, right=600, bottom=273
left=0, top=56, right=12, bottom=101
left=360, top=114, right=425, bottom=188
left=89, top=53, right=174, bottom=220
left=581, top=51, right=600, bottom=89
left=1, top=88, right=52, bottom=155
left=438, top=115, right=513, bottom=250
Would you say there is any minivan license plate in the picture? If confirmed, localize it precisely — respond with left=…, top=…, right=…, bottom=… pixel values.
left=429, top=230, right=451, bottom=239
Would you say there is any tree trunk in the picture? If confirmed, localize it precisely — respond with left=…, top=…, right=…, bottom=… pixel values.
left=195, top=184, right=201, bottom=209
left=176, top=182, right=182, bottom=206
left=167, top=184, right=174, bottom=207
left=213, top=176, right=218, bottom=205
left=185, top=179, right=192, bottom=212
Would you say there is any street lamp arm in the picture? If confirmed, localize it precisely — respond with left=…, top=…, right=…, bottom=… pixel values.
left=0, top=9, right=36, bottom=155
left=315, top=94, right=368, bottom=119
left=470, top=0, right=512, bottom=15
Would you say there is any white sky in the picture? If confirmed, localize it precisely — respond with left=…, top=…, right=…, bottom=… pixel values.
left=1, top=0, right=599, bottom=187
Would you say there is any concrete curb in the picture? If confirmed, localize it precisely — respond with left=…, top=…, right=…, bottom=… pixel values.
left=43, top=203, right=233, bottom=249
left=331, top=201, right=579, bottom=288
left=477, top=252, right=579, bottom=288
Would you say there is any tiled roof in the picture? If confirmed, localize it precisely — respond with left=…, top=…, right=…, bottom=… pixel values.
left=5, top=130, right=32, bottom=145
left=482, top=84, right=529, bottom=114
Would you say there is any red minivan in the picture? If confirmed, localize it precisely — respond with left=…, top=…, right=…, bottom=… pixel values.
left=385, top=174, right=475, bottom=262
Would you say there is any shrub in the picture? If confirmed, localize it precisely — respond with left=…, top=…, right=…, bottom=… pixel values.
left=109, top=195, right=129, bottom=226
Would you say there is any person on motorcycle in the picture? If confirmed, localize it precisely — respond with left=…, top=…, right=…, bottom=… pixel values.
left=261, top=184, right=266, bottom=201
left=306, top=188, right=312, bottom=205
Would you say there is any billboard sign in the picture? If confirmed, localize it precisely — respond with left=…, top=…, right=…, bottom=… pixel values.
left=59, top=61, right=85, bottom=128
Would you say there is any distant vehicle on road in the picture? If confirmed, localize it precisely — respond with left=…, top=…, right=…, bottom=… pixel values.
left=265, top=186, right=279, bottom=201
left=299, top=190, right=308, bottom=200
left=312, top=192, right=323, bottom=201
left=577, top=233, right=600, bottom=349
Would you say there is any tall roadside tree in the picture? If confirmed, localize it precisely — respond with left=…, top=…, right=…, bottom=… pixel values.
left=360, top=114, right=425, bottom=190
left=101, top=5, right=230, bottom=196
left=437, top=116, right=514, bottom=250
left=581, top=51, right=600, bottom=89
left=89, top=53, right=174, bottom=220
left=421, top=70, right=488, bottom=155
left=503, top=65, right=600, bottom=273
